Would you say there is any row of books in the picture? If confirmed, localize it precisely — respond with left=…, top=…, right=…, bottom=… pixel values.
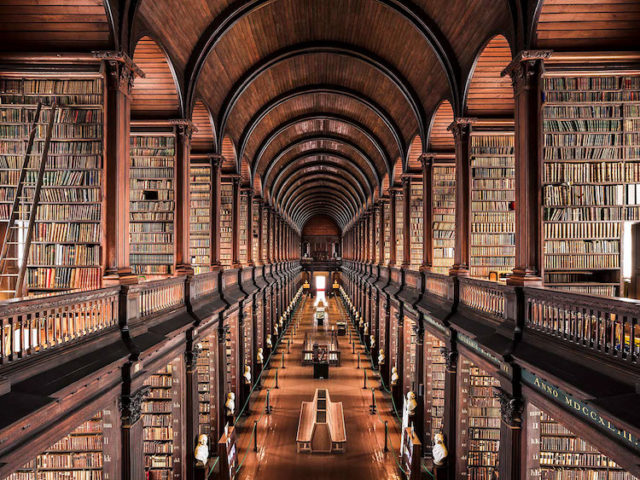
left=29, top=245, right=100, bottom=265
left=410, top=180, right=424, bottom=267
left=27, top=267, right=101, bottom=290
left=0, top=155, right=101, bottom=170
left=545, top=240, right=619, bottom=254
left=0, top=106, right=101, bottom=124
left=543, top=162, right=640, bottom=184
left=543, top=92, right=640, bottom=102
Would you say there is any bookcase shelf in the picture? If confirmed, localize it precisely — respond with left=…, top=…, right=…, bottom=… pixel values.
left=7, top=411, right=104, bottom=479
left=239, top=191, right=248, bottom=265
left=143, top=359, right=181, bottom=480
left=395, top=191, right=404, bottom=264
left=423, top=332, right=445, bottom=450
left=0, top=76, right=105, bottom=295
left=251, top=197, right=260, bottom=263
left=432, top=165, right=455, bottom=275
left=129, top=131, right=176, bottom=278
left=470, top=133, right=515, bottom=280
left=219, top=182, right=233, bottom=267
left=459, top=358, right=500, bottom=479
left=190, top=159, right=211, bottom=274
left=410, top=178, right=423, bottom=269
left=197, top=334, right=218, bottom=438
left=383, top=201, right=391, bottom=264
left=542, top=73, right=640, bottom=297
left=527, top=404, right=638, bottom=479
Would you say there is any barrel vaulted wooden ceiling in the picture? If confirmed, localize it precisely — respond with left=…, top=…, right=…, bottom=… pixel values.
left=1, top=0, right=638, bottom=231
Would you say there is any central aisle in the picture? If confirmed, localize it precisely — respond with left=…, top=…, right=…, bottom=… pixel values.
left=233, top=294, right=404, bottom=480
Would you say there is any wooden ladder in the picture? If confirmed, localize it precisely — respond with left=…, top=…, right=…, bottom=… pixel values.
left=0, top=103, right=58, bottom=298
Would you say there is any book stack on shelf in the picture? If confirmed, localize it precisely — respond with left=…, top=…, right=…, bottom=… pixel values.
left=238, top=191, right=248, bottom=265
left=410, top=178, right=423, bottom=269
left=374, top=207, right=381, bottom=264
left=7, top=411, right=104, bottom=479
left=142, top=359, right=181, bottom=480
left=458, top=359, right=500, bottom=479
left=395, top=191, right=404, bottom=265
left=129, top=132, right=175, bottom=277
left=424, top=332, right=446, bottom=451
left=197, top=334, right=217, bottom=437
left=527, top=404, right=638, bottom=479
left=251, top=198, right=260, bottom=262
left=0, top=76, right=104, bottom=294
left=383, top=201, right=391, bottom=264
left=542, top=74, right=640, bottom=296
left=261, top=206, right=268, bottom=262
left=189, top=160, right=211, bottom=274
left=224, top=316, right=239, bottom=399
left=402, top=317, right=418, bottom=392
left=432, top=165, right=456, bottom=274
left=242, top=302, right=253, bottom=380
left=219, top=183, right=233, bottom=267
left=470, top=133, right=515, bottom=280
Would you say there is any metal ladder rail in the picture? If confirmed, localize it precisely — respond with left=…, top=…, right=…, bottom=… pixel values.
left=15, top=103, right=58, bottom=297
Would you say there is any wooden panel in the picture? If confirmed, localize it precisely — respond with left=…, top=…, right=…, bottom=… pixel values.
left=302, top=215, right=341, bottom=236
left=0, top=0, right=111, bottom=51
left=392, top=158, right=403, bottom=186
left=407, top=136, right=423, bottom=172
left=191, top=100, right=215, bottom=151
left=131, top=36, right=181, bottom=118
left=221, top=135, right=236, bottom=172
left=428, top=101, right=455, bottom=152
left=465, top=35, right=513, bottom=116
left=536, top=0, right=640, bottom=49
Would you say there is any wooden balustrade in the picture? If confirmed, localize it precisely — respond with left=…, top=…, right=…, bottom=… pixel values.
left=455, top=278, right=509, bottom=321
left=423, top=272, right=453, bottom=300
left=524, top=288, right=640, bottom=364
left=190, top=271, right=218, bottom=301
left=0, top=287, right=119, bottom=364
left=135, top=277, right=186, bottom=318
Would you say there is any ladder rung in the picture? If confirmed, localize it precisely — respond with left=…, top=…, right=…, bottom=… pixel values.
left=0, top=274, right=19, bottom=277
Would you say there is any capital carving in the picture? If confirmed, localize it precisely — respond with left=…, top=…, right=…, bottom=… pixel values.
left=494, top=388, right=524, bottom=428
left=185, top=342, right=203, bottom=368
left=209, top=154, right=223, bottom=168
left=119, top=385, right=150, bottom=426
left=170, top=119, right=197, bottom=140
left=502, top=51, right=551, bottom=95
left=419, top=154, right=435, bottom=169
left=439, top=347, right=458, bottom=371
left=447, top=118, right=474, bottom=140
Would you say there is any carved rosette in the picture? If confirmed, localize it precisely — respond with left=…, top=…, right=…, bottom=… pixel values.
left=494, top=388, right=524, bottom=428
left=119, top=385, right=151, bottom=427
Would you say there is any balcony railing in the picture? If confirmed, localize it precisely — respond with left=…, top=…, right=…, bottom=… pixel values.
left=0, top=286, right=119, bottom=365
left=458, top=277, right=510, bottom=321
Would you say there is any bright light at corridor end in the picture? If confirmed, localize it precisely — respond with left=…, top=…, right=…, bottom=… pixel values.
left=314, top=275, right=326, bottom=307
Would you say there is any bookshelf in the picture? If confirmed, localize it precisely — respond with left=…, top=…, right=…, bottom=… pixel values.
left=458, top=358, right=501, bottom=479
left=542, top=73, right=640, bottom=296
left=410, top=178, right=423, bottom=269
left=252, top=197, right=260, bottom=263
left=432, top=164, right=456, bottom=274
left=6, top=411, right=104, bottom=479
left=527, top=404, right=638, bottom=479
left=384, top=200, right=391, bottom=264
left=142, top=358, right=182, bottom=480
left=261, top=206, right=268, bottom=262
left=219, top=182, right=233, bottom=267
left=242, top=302, right=253, bottom=383
left=238, top=191, right=248, bottom=265
left=374, top=206, right=381, bottom=264
left=189, top=159, right=211, bottom=274
left=395, top=191, right=404, bottom=264
left=129, top=130, right=176, bottom=277
left=402, top=316, right=418, bottom=394
left=0, top=76, right=104, bottom=294
left=197, top=333, right=218, bottom=438
left=224, top=314, right=239, bottom=400
left=470, top=133, right=515, bottom=279
left=424, top=332, right=445, bottom=450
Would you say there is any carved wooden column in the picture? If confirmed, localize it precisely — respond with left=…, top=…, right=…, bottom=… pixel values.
left=420, top=155, right=434, bottom=271
left=247, top=190, right=254, bottom=266
left=448, top=119, right=473, bottom=277
left=496, top=388, right=525, bottom=479
left=389, top=190, right=397, bottom=266
left=402, top=176, right=411, bottom=269
left=378, top=201, right=385, bottom=265
left=185, top=343, right=202, bottom=480
left=210, top=155, right=222, bottom=268
left=175, top=121, right=195, bottom=275
left=442, top=347, right=458, bottom=480
left=232, top=176, right=241, bottom=268
left=119, top=386, right=149, bottom=480
left=103, top=54, right=141, bottom=284
left=503, top=51, right=551, bottom=286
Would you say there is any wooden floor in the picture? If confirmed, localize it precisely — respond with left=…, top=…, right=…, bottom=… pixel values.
left=233, top=294, right=405, bottom=480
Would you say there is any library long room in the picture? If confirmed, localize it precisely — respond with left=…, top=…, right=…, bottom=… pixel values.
left=0, top=1, right=639, bottom=480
